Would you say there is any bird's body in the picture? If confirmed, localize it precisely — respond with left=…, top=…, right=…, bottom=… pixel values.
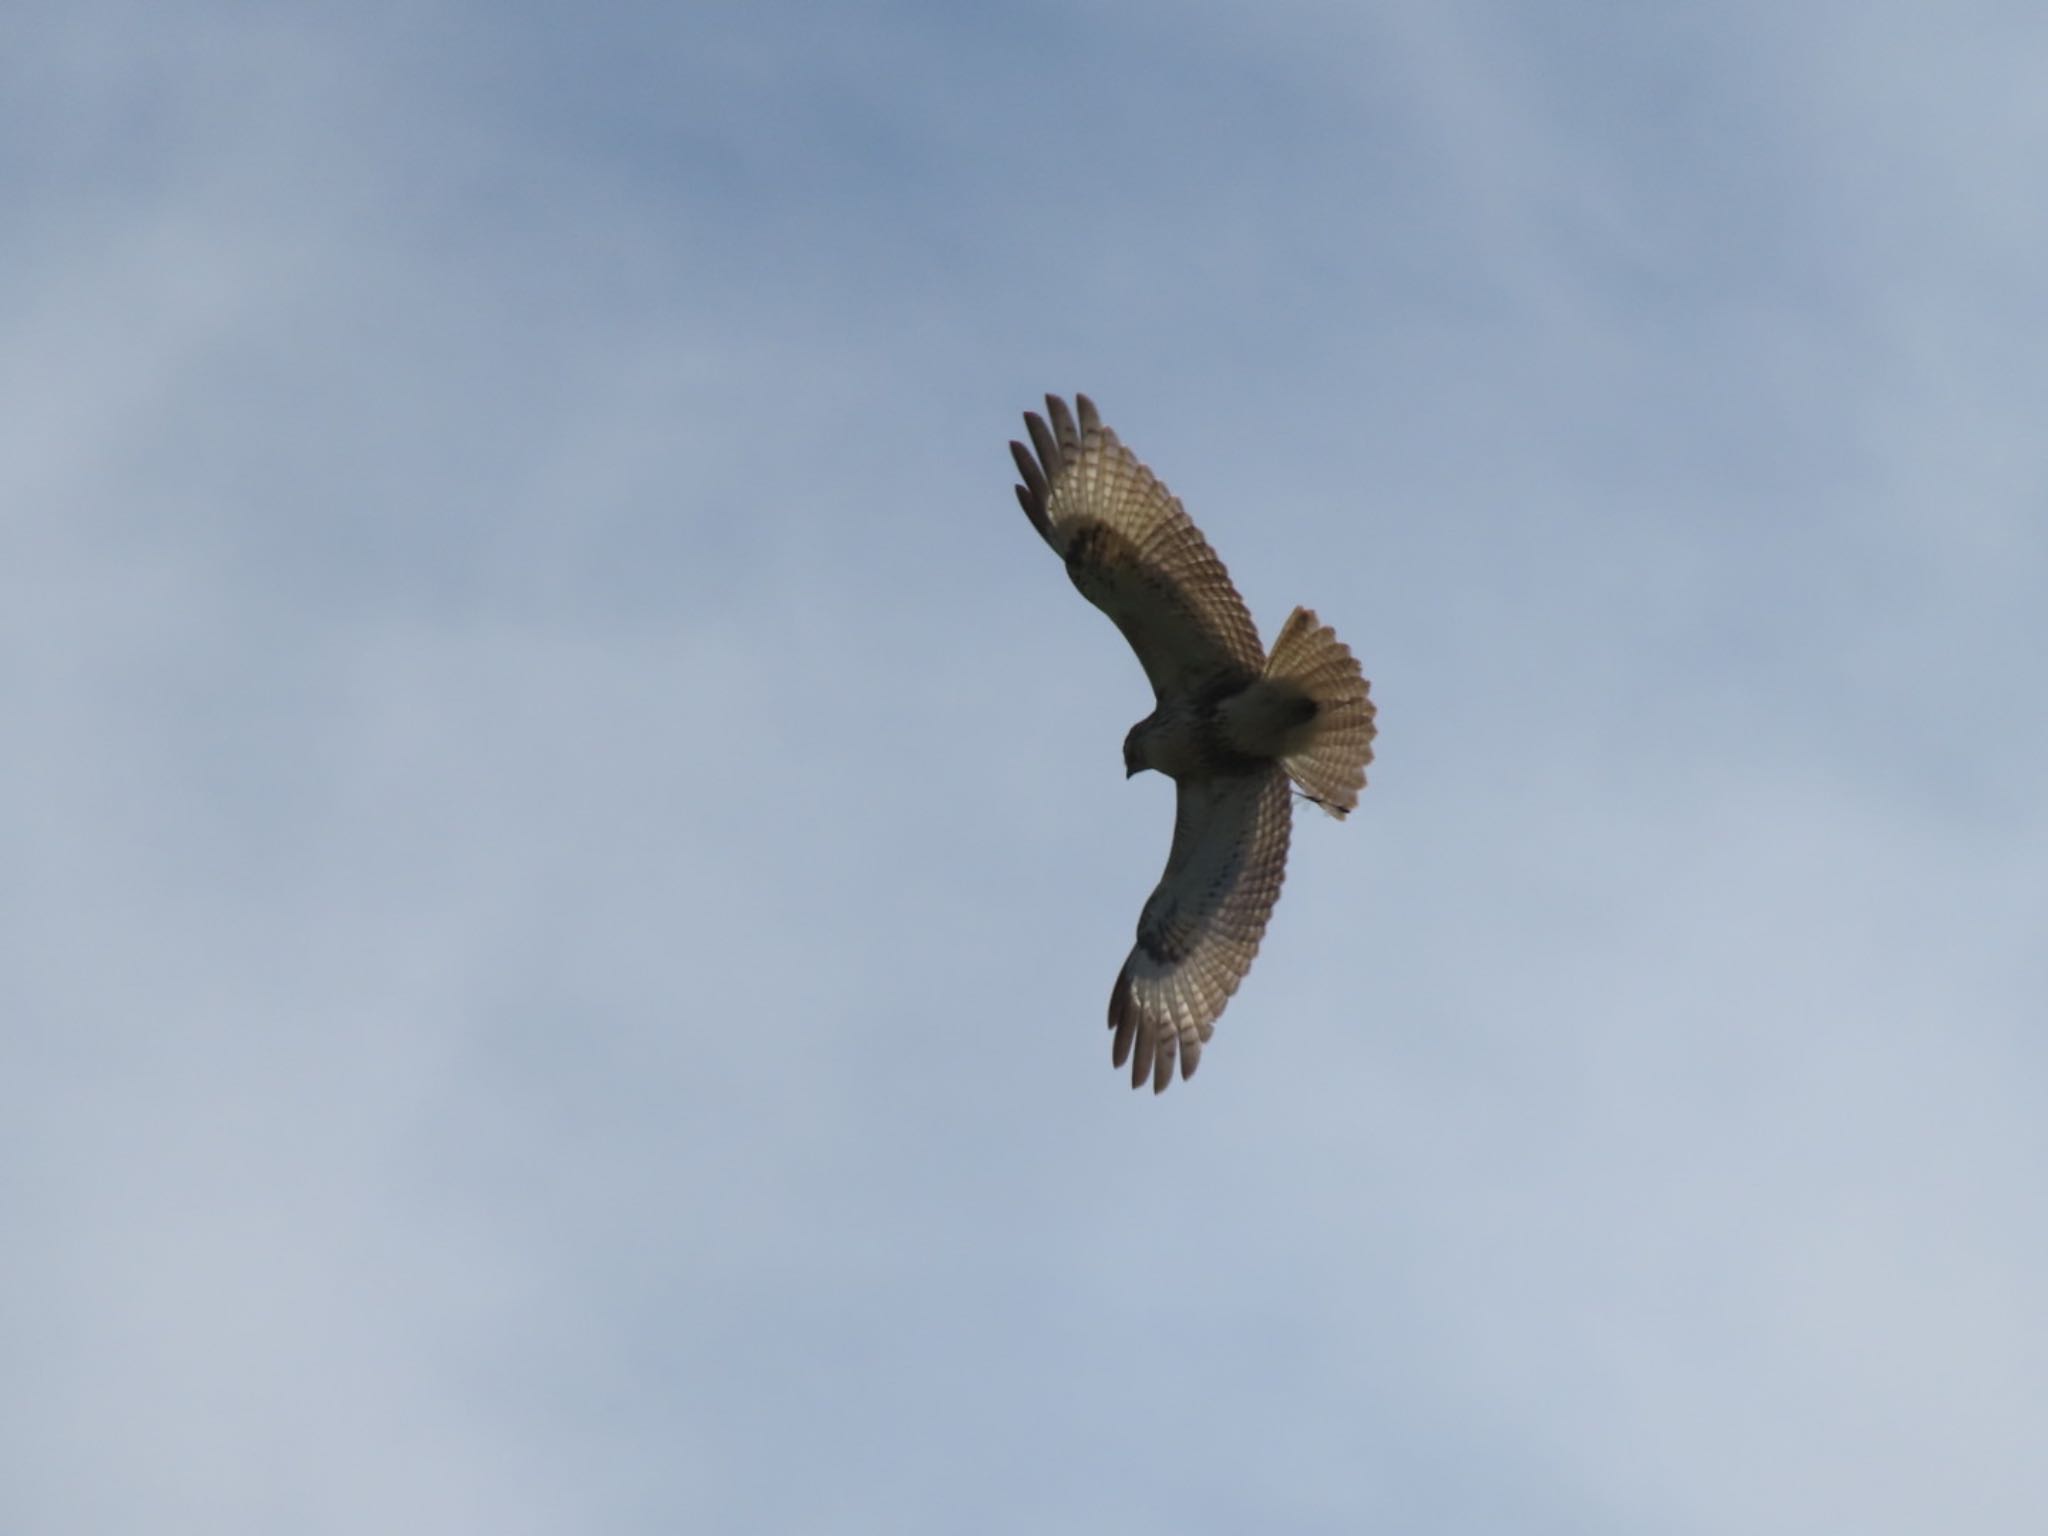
left=1126, top=689, right=1257, bottom=780
left=1009, top=394, right=1376, bottom=1092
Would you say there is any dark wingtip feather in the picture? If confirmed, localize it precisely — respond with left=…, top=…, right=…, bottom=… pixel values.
left=1013, top=483, right=1043, bottom=530
left=1109, top=968, right=1145, bottom=1088
left=1024, top=411, right=1060, bottom=480
left=1045, top=394, right=1080, bottom=453
left=1010, top=440, right=1052, bottom=538
left=1008, top=438, right=1042, bottom=490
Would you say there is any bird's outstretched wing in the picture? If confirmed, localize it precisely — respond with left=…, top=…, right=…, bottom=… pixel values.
left=1110, top=767, right=1293, bottom=1092
left=1011, top=394, right=1265, bottom=699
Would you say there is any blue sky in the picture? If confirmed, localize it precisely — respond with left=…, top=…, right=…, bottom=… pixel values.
left=6, top=2, right=2046, bottom=1531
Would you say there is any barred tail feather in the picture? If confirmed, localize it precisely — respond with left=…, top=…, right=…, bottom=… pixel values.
left=1261, top=605, right=1375, bottom=818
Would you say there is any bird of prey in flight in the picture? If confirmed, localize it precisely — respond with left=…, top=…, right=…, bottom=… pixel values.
left=1010, top=394, right=1376, bottom=1093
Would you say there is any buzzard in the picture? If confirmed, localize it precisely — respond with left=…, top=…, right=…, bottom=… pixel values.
left=1011, top=394, right=1376, bottom=1093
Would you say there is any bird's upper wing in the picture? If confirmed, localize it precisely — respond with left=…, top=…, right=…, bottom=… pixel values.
left=1110, top=767, right=1293, bottom=1092
left=1011, top=394, right=1265, bottom=699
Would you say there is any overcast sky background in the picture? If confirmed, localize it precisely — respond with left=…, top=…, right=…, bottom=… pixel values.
left=6, top=2, right=2047, bottom=1531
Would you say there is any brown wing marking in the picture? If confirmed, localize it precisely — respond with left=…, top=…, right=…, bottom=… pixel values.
left=1108, top=767, right=1293, bottom=1092
left=1010, top=394, right=1264, bottom=699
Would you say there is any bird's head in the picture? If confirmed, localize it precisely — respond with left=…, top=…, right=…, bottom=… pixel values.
left=1122, top=719, right=1149, bottom=779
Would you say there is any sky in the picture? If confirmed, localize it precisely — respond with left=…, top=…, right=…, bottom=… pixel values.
left=5, top=1, right=2047, bottom=1531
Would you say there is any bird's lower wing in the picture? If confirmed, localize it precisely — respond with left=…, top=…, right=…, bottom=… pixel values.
left=1110, top=767, right=1293, bottom=1092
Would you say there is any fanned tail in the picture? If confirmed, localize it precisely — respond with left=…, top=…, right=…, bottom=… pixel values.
left=1258, top=606, right=1375, bottom=818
